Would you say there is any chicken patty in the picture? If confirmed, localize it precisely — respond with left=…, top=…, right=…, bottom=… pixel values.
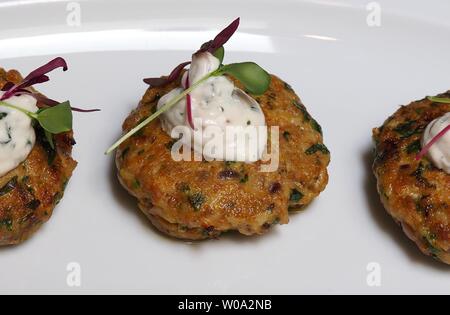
left=116, top=74, right=330, bottom=240
left=0, top=68, right=77, bottom=246
left=373, top=92, right=450, bottom=264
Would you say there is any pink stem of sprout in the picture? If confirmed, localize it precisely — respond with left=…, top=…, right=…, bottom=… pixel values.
left=416, top=124, right=450, bottom=161
left=185, top=75, right=195, bottom=129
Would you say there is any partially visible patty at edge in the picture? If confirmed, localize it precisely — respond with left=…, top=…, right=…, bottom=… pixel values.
left=373, top=92, right=450, bottom=264
left=0, top=68, right=77, bottom=245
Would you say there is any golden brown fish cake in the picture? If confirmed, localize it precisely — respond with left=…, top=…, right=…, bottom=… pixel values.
left=116, top=74, right=330, bottom=240
left=0, top=68, right=77, bottom=246
left=373, top=92, right=450, bottom=264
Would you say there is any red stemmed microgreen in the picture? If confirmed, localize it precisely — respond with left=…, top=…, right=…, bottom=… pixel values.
left=1, top=57, right=100, bottom=113
left=1, top=57, right=68, bottom=101
left=5, top=88, right=98, bottom=113
left=0, top=58, right=99, bottom=148
left=197, top=18, right=240, bottom=55
left=185, top=75, right=195, bottom=129
left=416, top=125, right=450, bottom=161
left=415, top=96, right=450, bottom=161
left=143, top=61, right=191, bottom=87
left=142, top=18, right=240, bottom=88
left=106, top=18, right=271, bottom=154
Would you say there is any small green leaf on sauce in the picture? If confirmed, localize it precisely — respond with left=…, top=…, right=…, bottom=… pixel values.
left=218, top=62, right=271, bottom=95
left=37, top=101, right=73, bottom=134
left=305, top=143, right=330, bottom=155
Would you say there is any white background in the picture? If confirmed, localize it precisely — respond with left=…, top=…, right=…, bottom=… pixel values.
left=0, top=0, right=449, bottom=294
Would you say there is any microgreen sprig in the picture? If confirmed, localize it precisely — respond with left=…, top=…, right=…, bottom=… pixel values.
left=0, top=100, right=73, bottom=148
left=106, top=62, right=271, bottom=154
left=219, top=62, right=271, bottom=95
left=428, top=96, right=450, bottom=104
left=415, top=96, right=450, bottom=161
left=1, top=57, right=99, bottom=147
left=106, top=71, right=215, bottom=154
left=0, top=57, right=68, bottom=101
left=1, top=57, right=100, bottom=113
left=106, top=18, right=271, bottom=154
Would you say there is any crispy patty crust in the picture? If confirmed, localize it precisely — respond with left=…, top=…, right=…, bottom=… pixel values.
left=373, top=92, right=450, bottom=264
left=0, top=68, right=77, bottom=246
left=117, top=74, right=330, bottom=240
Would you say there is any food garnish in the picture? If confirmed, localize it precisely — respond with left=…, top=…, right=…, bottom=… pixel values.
left=415, top=97, right=450, bottom=161
left=106, top=18, right=271, bottom=154
left=428, top=96, right=450, bottom=104
left=0, top=57, right=99, bottom=148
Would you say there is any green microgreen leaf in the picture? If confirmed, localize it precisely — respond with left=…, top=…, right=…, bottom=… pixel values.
left=213, top=47, right=225, bottom=64
left=217, top=62, right=271, bottom=95
left=0, top=100, right=73, bottom=146
left=36, top=101, right=73, bottom=134
left=428, top=96, right=450, bottom=104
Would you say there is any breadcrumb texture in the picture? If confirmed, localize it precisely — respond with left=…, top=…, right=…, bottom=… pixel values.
left=0, top=68, right=77, bottom=246
left=373, top=92, right=450, bottom=264
left=117, top=74, right=330, bottom=240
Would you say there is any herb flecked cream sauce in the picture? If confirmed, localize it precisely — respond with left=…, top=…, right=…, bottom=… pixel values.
left=157, top=52, right=268, bottom=162
left=0, top=92, right=38, bottom=177
left=422, top=113, right=450, bottom=174
left=422, top=112, right=450, bottom=174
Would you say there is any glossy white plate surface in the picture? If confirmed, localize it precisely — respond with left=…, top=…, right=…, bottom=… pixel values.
left=0, top=0, right=449, bottom=294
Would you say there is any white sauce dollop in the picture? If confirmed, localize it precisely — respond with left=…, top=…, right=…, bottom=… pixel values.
left=422, top=112, right=450, bottom=174
left=158, top=52, right=267, bottom=162
left=0, top=92, right=38, bottom=177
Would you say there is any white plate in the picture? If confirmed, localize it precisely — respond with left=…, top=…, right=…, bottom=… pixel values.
left=0, top=0, right=449, bottom=295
